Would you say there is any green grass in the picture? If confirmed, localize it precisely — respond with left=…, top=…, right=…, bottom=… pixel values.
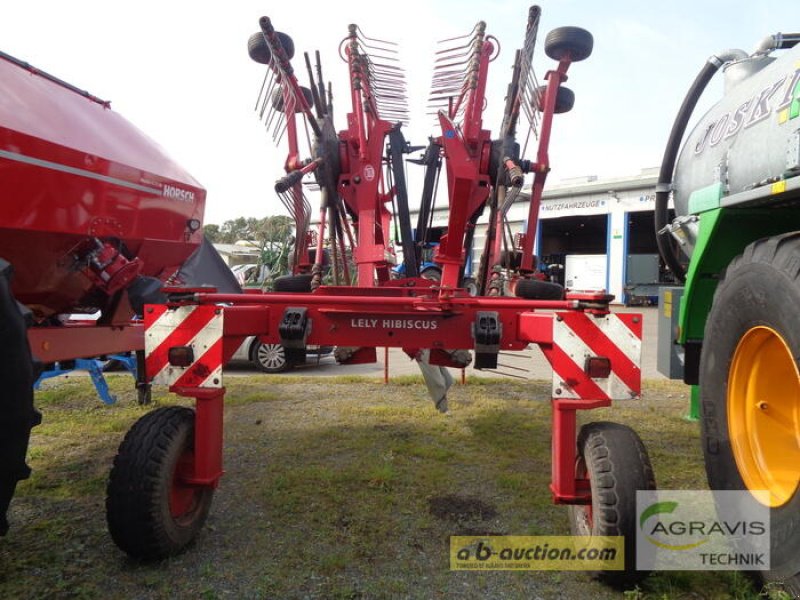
left=0, top=376, right=791, bottom=598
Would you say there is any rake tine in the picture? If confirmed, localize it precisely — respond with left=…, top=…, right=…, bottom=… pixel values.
left=435, top=21, right=484, bottom=46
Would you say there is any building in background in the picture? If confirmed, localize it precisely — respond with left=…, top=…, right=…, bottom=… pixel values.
left=413, top=167, right=675, bottom=304
left=212, top=241, right=260, bottom=267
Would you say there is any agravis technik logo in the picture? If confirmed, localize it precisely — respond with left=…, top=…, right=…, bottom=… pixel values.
left=636, top=490, right=770, bottom=571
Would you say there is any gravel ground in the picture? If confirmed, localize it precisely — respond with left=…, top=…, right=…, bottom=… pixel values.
left=0, top=376, right=758, bottom=599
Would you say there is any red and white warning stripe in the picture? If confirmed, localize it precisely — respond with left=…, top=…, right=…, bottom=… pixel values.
left=550, top=312, right=642, bottom=401
left=144, top=304, right=224, bottom=388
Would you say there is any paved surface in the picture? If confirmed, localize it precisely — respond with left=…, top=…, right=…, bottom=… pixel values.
left=227, top=306, right=666, bottom=382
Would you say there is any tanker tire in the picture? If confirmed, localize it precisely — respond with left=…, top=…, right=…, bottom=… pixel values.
left=0, top=259, right=40, bottom=536
left=699, top=233, right=800, bottom=595
left=106, top=406, right=214, bottom=560
left=536, top=85, right=575, bottom=114
left=568, top=422, right=655, bottom=587
left=544, top=26, right=594, bottom=62
left=273, top=274, right=313, bottom=293
left=515, top=278, right=565, bottom=300
left=247, top=31, right=295, bottom=64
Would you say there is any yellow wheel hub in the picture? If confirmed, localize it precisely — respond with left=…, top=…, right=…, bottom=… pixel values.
left=728, top=326, right=800, bottom=507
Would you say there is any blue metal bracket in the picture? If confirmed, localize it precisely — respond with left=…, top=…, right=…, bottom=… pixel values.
left=33, top=354, right=137, bottom=405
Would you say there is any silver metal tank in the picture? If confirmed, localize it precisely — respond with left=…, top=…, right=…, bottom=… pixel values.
left=673, top=42, right=800, bottom=217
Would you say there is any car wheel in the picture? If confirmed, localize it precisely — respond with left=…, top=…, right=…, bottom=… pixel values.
left=251, top=342, right=290, bottom=373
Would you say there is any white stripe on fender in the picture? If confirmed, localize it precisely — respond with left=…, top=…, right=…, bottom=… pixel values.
left=169, top=315, right=225, bottom=386
left=145, top=304, right=224, bottom=388
left=552, top=313, right=642, bottom=401
left=603, top=313, right=641, bottom=365
left=144, top=304, right=197, bottom=360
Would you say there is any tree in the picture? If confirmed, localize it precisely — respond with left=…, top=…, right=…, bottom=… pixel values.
left=204, top=215, right=297, bottom=277
left=254, top=215, right=295, bottom=275
left=218, top=217, right=251, bottom=244
left=203, top=224, right=221, bottom=243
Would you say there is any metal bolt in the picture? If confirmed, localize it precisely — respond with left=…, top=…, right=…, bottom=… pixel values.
left=147, top=307, right=153, bottom=314
left=555, top=388, right=562, bottom=395
left=633, top=317, right=641, bottom=324
left=213, top=378, right=220, bottom=385
left=757, top=401, right=768, bottom=411
left=556, top=315, right=563, bottom=322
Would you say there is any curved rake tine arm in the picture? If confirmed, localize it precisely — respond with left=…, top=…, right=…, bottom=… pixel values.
left=435, top=21, right=484, bottom=48
left=259, top=16, right=322, bottom=139
left=353, top=24, right=399, bottom=49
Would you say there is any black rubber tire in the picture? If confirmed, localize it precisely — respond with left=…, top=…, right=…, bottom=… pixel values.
left=106, top=406, right=214, bottom=560
left=544, top=26, right=594, bottom=62
left=273, top=274, right=313, bottom=292
left=515, top=278, right=565, bottom=300
left=271, top=86, right=315, bottom=114
left=0, top=259, right=40, bottom=535
left=247, top=31, right=295, bottom=64
left=420, top=267, right=442, bottom=282
left=568, top=422, right=656, bottom=587
left=536, top=85, right=575, bottom=114
left=699, top=233, right=800, bottom=595
left=250, top=342, right=290, bottom=373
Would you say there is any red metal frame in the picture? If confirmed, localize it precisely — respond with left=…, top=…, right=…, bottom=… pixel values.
left=519, top=60, right=572, bottom=272
left=157, top=15, right=628, bottom=511
left=154, top=286, right=634, bottom=506
left=27, top=322, right=144, bottom=363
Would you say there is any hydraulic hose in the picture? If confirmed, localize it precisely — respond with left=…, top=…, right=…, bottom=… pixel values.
left=655, top=49, right=747, bottom=283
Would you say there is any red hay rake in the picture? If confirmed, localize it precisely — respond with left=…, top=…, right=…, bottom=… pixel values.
left=105, top=5, right=654, bottom=583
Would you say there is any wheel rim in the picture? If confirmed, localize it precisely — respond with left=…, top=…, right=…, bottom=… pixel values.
left=170, top=449, right=200, bottom=522
left=257, top=343, right=286, bottom=371
left=728, top=325, right=800, bottom=507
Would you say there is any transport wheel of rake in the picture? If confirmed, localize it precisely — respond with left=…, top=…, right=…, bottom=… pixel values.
left=700, top=234, right=800, bottom=595
left=420, top=267, right=442, bottom=282
left=536, top=85, right=575, bottom=114
left=106, top=406, right=214, bottom=560
left=273, top=274, right=313, bottom=292
left=271, top=86, right=315, bottom=113
left=247, top=31, right=295, bottom=64
left=544, top=27, right=594, bottom=62
left=251, top=342, right=289, bottom=374
left=514, top=278, right=565, bottom=300
left=568, top=421, right=655, bottom=587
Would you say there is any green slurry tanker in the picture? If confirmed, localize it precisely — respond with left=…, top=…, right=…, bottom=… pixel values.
left=657, top=32, right=800, bottom=592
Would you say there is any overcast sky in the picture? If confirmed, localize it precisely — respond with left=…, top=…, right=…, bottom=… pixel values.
left=2, top=1, right=798, bottom=224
